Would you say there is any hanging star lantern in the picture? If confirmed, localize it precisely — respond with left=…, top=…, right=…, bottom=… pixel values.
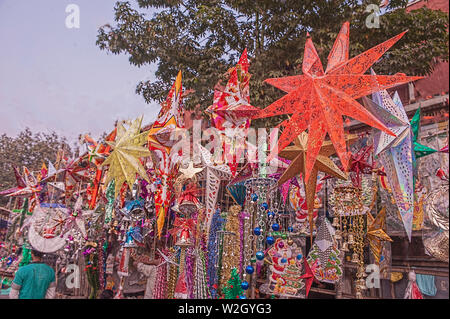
left=347, top=144, right=376, bottom=188
left=207, top=49, right=259, bottom=126
left=148, top=70, right=185, bottom=154
left=277, top=131, right=357, bottom=242
left=7, top=167, right=43, bottom=198
left=102, top=116, right=151, bottom=197
left=148, top=71, right=185, bottom=238
left=300, top=257, right=319, bottom=298
left=362, top=76, right=416, bottom=240
left=253, top=21, right=423, bottom=183
left=0, top=166, right=27, bottom=196
left=366, top=208, right=393, bottom=264
left=206, top=49, right=259, bottom=176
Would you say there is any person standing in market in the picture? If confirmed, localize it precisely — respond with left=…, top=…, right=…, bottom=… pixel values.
left=8, top=249, right=56, bottom=299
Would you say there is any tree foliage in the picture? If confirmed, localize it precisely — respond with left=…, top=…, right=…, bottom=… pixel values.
left=0, top=128, right=72, bottom=200
left=96, top=0, right=449, bottom=125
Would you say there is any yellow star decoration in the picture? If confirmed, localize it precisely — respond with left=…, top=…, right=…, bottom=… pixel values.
left=102, top=116, right=151, bottom=197
left=278, top=131, right=357, bottom=243
left=179, top=161, right=204, bottom=180
left=366, top=208, right=393, bottom=264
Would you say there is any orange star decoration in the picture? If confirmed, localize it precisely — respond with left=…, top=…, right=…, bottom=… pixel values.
left=366, top=208, right=393, bottom=264
left=278, top=131, right=357, bottom=243
left=254, top=21, right=423, bottom=183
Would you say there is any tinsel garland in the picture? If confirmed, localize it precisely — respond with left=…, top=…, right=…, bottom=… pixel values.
left=105, top=180, right=115, bottom=225
left=98, top=235, right=105, bottom=289
left=194, top=248, right=210, bottom=299
left=207, top=208, right=224, bottom=298
left=153, top=262, right=168, bottom=299
left=239, top=211, right=245, bottom=275
left=185, top=249, right=195, bottom=299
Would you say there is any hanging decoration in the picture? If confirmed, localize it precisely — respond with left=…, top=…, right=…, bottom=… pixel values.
left=306, top=217, right=343, bottom=284
left=254, top=21, right=422, bottom=184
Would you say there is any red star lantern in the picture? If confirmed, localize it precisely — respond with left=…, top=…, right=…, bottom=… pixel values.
left=254, top=21, right=423, bottom=183
left=299, top=257, right=319, bottom=298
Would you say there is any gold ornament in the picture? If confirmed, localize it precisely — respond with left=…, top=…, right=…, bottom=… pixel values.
left=278, top=132, right=357, bottom=243
left=219, top=205, right=241, bottom=289
left=366, top=208, right=393, bottom=264
left=102, top=116, right=151, bottom=197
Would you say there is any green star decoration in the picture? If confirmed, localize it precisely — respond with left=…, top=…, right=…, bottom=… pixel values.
left=411, top=108, right=438, bottom=159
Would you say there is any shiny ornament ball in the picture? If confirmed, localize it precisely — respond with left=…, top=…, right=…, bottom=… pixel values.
left=296, top=254, right=303, bottom=260
left=239, top=295, right=246, bottom=299
left=261, top=202, right=269, bottom=210
left=253, top=227, right=262, bottom=236
left=271, top=223, right=280, bottom=231
left=266, top=236, right=275, bottom=245
left=251, top=193, right=258, bottom=202
left=278, top=241, right=284, bottom=249
left=241, top=281, right=249, bottom=290
left=287, top=239, right=294, bottom=246
left=267, top=211, right=275, bottom=218
left=256, top=251, right=265, bottom=260
left=245, top=265, right=254, bottom=274
left=288, top=226, right=294, bottom=232
left=281, top=258, right=287, bottom=264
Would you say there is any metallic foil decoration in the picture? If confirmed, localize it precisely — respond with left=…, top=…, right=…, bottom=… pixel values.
left=363, top=85, right=415, bottom=241
left=253, top=21, right=422, bottom=183
left=102, top=116, right=151, bottom=197
left=423, top=230, right=449, bottom=263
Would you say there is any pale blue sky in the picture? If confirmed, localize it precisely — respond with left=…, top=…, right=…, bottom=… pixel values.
left=0, top=0, right=160, bottom=145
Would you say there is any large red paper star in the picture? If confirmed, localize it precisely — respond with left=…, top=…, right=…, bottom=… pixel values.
left=254, top=22, right=422, bottom=183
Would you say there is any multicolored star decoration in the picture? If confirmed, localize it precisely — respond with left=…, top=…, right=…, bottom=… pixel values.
left=7, top=167, right=43, bottom=199
left=277, top=131, right=358, bottom=243
left=148, top=71, right=185, bottom=238
left=206, top=49, right=259, bottom=176
left=102, top=116, right=151, bottom=198
left=253, top=21, right=423, bottom=184
left=366, top=208, right=393, bottom=264
left=0, top=166, right=27, bottom=196
left=82, top=129, right=117, bottom=209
